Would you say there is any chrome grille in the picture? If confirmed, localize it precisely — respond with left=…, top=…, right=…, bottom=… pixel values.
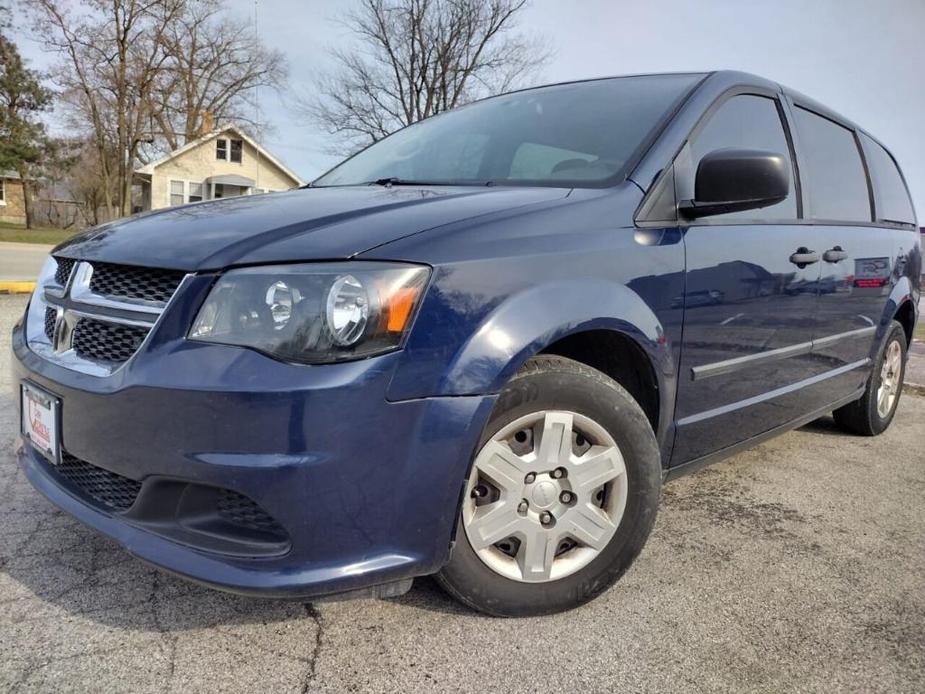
left=89, top=262, right=185, bottom=304
left=54, top=257, right=76, bottom=286
left=43, top=306, right=58, bottom=341
left=27, top=257, right=188, bottom=375
left=72, top=318, right=149, bottom=363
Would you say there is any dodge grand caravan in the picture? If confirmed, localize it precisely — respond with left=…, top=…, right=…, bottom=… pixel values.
left=12, top=71, right=920, bottom=616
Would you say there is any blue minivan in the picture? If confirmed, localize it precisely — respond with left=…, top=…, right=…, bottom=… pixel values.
left=12, top=71, right=920, bottom=615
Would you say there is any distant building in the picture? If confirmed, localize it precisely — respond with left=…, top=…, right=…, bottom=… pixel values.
left=0, top=171, right=28, bottom=226
left=133, top=125, right=303, bottom=212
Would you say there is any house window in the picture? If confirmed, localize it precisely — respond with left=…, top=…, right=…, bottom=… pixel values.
left=230, top=139, right=243, bottom=163
left=216, top=138, right=227, bottom=161
left=169, top=180, right=185, bottom=206
left=188, top=182, right=204, bottom=203
left=0, top=179, right=5, bottom=204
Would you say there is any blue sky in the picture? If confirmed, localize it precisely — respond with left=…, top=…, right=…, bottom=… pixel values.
left=15, top=0, right=925, bottom=216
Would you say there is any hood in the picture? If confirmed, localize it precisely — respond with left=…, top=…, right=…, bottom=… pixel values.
left=55, top=186, right=569, bottom=271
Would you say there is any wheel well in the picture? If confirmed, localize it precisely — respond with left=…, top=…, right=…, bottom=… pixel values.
left=895, top=301, right=916, bottom=347
left=540, top=330, right=660, bottom=431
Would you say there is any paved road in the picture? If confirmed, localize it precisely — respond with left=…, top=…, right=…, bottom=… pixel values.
left=0, top=243, right=53, bottom=282
left=908, top=341, right=925, bottom=389
left=1, top=294, right=923, bottom=693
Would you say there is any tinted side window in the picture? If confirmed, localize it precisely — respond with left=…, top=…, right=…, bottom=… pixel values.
left=793, top=107, right=871, bottom=222
left=860, top=133, right=915, bottom=224
left=686, top=95, right=797, bottom=221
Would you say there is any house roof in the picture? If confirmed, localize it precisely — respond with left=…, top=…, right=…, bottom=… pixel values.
left=206, top=173, right=256, bottom=187
left=0, top=170, right=39, bottom=182
left=135, top=125, right=305, bottom=186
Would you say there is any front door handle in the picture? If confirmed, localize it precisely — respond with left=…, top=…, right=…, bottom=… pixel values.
left=823, top=246, right=849, bottom=263
left=790, top=247, right=820, bottom=268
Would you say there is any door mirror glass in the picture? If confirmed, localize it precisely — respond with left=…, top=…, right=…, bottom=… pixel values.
left=680, top=148, right=790, bottom=219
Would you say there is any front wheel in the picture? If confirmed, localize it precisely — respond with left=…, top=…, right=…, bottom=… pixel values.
left=435, top=355, right=661, bottom=616
left=833, top=320, right=907, bottom=436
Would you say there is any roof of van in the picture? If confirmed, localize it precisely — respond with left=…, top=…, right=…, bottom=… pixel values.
left=703, top=70, right=894, bottom=153
left=531, top=70, right=867, bottom=137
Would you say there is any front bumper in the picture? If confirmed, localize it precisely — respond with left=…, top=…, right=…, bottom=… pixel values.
left=11, top=315, right=495, bottom=599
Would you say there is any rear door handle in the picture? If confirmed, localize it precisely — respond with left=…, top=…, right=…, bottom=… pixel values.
left=823, top=246, right=849, bottom=263
left=790, top=247, right=820, bottom=268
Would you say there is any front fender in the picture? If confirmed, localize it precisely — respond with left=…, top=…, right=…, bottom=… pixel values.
left=441, top=279, right=670, bottom=395
left=389, top=276, right=677, bottom=409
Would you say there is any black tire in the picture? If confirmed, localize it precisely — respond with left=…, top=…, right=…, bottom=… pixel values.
left=435, top=355, right=662, bottom=617
left=833, top=320, right=907, bottom=436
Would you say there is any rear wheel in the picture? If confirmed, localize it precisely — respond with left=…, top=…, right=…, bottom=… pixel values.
left=436, top=355, right=661, bottom=616
left=833, top=320, right=907, bottom=436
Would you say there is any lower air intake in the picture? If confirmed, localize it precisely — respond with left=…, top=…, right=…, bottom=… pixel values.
left=216, top=489, right=287, bottom=536
left=57, top=452, right=142, bottom=512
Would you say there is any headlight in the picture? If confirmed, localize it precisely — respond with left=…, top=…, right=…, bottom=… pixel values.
left=325, top=274, right=368, bottom=345
left=189, top=262, right=430, bottom=364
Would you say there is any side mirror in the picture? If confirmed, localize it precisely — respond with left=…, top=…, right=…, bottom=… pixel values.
left=679, top=148, right=790, bottom=219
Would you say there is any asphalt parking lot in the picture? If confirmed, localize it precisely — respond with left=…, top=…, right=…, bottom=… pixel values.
left=1, top=293, right=923, bottom=693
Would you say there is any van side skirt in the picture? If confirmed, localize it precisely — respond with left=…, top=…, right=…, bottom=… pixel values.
left=663, top=387, right=865, bottom=483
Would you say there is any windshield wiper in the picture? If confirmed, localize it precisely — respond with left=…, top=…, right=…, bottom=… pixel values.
left=367, top=177, right=495, bottom=187
left=368, top=177, right=440, bottom=187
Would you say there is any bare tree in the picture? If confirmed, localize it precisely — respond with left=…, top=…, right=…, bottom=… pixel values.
left=152, top=0, right=287, bottom=150
left=302, top=0, right=549, bottom=155
left=31, top=0, right=288, bottom=219
left=64, top=141, right=121, bottom=226
left=33, top=0, right=185, bottom=218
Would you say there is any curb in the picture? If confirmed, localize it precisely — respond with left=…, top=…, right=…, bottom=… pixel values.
left=0, top=281, right=35, bottom=294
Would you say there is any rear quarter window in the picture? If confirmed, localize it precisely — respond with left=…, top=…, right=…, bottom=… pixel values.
left=860, top=133, right=916, bottom=225
left=792, top=107, right=871, bottom=223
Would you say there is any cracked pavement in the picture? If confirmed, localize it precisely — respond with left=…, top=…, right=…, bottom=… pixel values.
left=2, top=294, right=923, bottom=693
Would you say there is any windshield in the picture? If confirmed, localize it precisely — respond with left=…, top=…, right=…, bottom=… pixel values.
left=313, top=74, right=703, bottom=188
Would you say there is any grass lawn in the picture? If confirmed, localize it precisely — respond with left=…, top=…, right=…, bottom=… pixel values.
left=915, top=320, right=925, bottom=343
left=0, top=223, right=80, bottom=245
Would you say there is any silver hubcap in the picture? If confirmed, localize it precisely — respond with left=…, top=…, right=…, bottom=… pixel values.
left=877, top=340, right=903, bottom=418
left=462, top=410, right=628, bottom=583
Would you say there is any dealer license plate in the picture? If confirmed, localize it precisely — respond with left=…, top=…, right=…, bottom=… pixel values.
left=21, top=382, right=60, bottom=464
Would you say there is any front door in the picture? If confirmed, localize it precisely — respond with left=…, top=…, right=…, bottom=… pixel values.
left=671, top=93, right=824, bottom=464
